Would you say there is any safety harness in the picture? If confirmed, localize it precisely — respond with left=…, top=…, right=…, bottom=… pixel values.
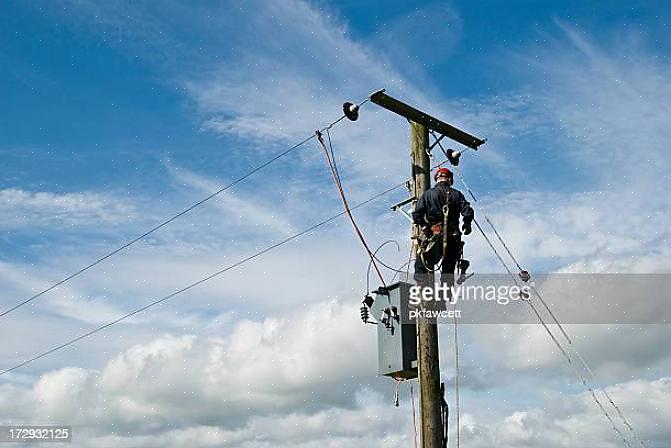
left=417, top=186, right=457, bottom=272
left=416, top=186, right=471, bottom=283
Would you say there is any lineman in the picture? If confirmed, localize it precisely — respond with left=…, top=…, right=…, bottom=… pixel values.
left=412, top=167, right=474, bottom=287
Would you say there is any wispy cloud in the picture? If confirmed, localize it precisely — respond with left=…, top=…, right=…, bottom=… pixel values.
left=163, top=161, right=296, bottom=236
left=524, top=21, right=671, bottom=188
left=3, top=2, right=671, bottom=447
left=0, top=188, right=135, bottom=230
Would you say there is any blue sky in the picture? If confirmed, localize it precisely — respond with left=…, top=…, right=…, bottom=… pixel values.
left=4, top=0, right=668, bottom=197
left=1, top=1, right=671, bottom=447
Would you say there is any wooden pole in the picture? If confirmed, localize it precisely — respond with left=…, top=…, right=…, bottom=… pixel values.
left=410, top=121, right=443, bottom=448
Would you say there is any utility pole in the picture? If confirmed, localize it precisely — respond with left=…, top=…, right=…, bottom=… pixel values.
left=410, top=122, right=443, bottom=448
left=367, top=89, right=485, bottom=448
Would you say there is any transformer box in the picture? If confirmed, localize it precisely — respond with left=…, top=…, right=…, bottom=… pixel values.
left=371, top=282, right=418, bottom=379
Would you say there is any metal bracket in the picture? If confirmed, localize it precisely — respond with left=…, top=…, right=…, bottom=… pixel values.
left=428, top=133, right=446, bottom=152
left=391, top=196, right=417, bottom=223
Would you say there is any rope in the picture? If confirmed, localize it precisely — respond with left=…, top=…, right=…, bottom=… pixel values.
left=410, top=381, right=419, bottom=448
left=452, top=299, right=461, bottom=448
left=316, top=129, right=387, bottom=286
left=0, top=179, right=407, bottom=377
left=0, top=104, right=366, bottom=321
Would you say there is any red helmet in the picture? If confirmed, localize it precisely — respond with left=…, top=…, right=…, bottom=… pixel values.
left=434, top=167, right=453, bottom=181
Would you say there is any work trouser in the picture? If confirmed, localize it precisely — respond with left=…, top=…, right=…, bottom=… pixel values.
left=414, top=231, right=462, bottom=287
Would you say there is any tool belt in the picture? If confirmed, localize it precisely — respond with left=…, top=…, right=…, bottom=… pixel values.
left=422, top=223, right=460, bottom=239
left=418, top=223, right=460, bottom=254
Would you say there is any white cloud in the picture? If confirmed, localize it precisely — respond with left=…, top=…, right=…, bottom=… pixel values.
left=0, top=188, right=135, bottom=230
left=0, top=260, right=132, bottom=325
left=2, top=3, right=671, bottom=448
left=524, top=21, right=671, bottom=188
left=487, top=377, right=671, bottom=447
left=2, top=327, right=668, bottom=447
left=163, top=162, right=296, bottom=237
left=0, top=301, right=410, bottom=447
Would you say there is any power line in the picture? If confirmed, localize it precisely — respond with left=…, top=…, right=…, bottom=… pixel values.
left=471, top=214, right=635, bottom=447
left=453, top=173, right=643, bottom=448
left=0, top=108, right=364, bottom=320
left=430, top=133, right=646, bottom=447
left=0, top=180, right=406, bottom=377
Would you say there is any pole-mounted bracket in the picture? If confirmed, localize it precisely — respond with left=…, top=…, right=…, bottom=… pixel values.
left=390, top=196, right=416, bottom=223
left=370, top=90, right=486, bottom=150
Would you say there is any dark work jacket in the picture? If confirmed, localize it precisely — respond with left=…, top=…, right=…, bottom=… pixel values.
left=412, top=182, right=474, bottom=231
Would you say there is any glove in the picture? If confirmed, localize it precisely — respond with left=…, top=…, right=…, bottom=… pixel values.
left=462, top=221, right=472, bottom=235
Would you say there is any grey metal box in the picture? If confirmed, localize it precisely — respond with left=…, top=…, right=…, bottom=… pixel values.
left=372, top=282, right=418, bottom=378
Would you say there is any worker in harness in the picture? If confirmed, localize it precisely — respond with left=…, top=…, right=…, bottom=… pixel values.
left=412, top=167, right=474, bottom=288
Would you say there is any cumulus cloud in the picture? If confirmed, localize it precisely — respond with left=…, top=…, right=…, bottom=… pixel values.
left=0, top=301, right=417, bottom=447
left=2, top=327, right=668, bottom=447
left=93, top=299, right=375, bottom=424
left=488, top=378, right=671, bottom=448
left=2, top=2, right=671, bottom=448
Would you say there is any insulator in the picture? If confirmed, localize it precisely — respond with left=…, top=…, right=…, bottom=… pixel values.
left=343, top=102, right=360, bottom=121
left=362, top=294, right=374, bottom=308
left=446, top=149, right=461, bottom=166
left=391, top=306, right=399, bottom=322
left=383, top=308, right=392, bottom=328
left=360, top=305, right=369, bottom=323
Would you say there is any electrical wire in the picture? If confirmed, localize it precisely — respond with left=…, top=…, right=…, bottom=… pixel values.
left=451, top=166, right=573, bottom=345
left=428, top=133, right=643, bottom=446
left=0, top=102, right=442, bottom=375
left=431, top=137, right=647, bottom=447
left=448, top=168, right=644, bottom=448
left=366, top=240, right=400, bottom=294
left=0, top=101, right=368, bottom=321
left=390, top=258, right=416, bottom=284
left=405, top=240, right=415, bottom=283
left=370, top=254, right=412, bottom=274
left=316, top=128, right=387, bottom=286
left=431, top=134, right=573, bottom=344
left=431, top=131, right=646, bottom=445
left=0, top=178, right=408, bottom=377
left=470, top=214, right=634, bottom=447
left=450, top=161, right=646, bottom=447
